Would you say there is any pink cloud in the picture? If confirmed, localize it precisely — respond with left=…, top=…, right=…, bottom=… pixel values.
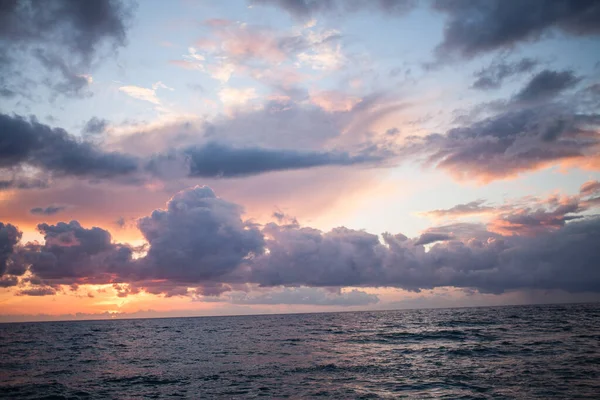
left=310, top=90, right=362, bottom=112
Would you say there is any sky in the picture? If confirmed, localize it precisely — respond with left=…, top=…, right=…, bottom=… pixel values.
left=1, top=0, right=600, bottom=322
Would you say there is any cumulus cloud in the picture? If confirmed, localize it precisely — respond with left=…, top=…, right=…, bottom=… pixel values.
left=0, top=0, right=134, bottom=98
left=434, top=0, right=600, bottom=60
left=0, top=113, right=139, bottom=180
left=21, top=220, right=134, bottom=284
left=3, top=185, right=600, bottom=297
left=0, top=222, right=21, bottom=275
left=472, top=58, right=539, bottom=90
left=250, top=216, right=600, bottom=293
left=137, top=186, right=264, bottom=282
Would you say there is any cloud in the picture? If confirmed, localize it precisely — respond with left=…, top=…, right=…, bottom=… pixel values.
left=23, top=221, right=134, bottom=283
left=0, top=113, right=139, bottom=180
left=580, top=180, right=600, bottom=197
left=401, top=104, right=600, bottom=182
left=247, top=215, right=600, bottom=293
left=423, top=188, right=600, bottom=237
left=118, top=81, right=173, bottom=105
left=82, top=117, right=109, bottom=135
left=0, top=0, right=134, bottom=98
left=17, top=287, right=57, bottom=296
left=250, top=0, right=416, bottom=20
left=0, top=275, right=18, bottom=288
left=218, top=87, right=257, bottom=106
left=472, top=58, right=539, bottom=90
left=296, top=43, right=345, bottom=70
left=310, top=90, right=361, bottom=112
left=413, top=232, right=453, bottom=245
left=0, top=222, right=21, bottom=275
left=137, top=186, right=265, bottom=282
left=488, top=195, right=584, bottom=236
left=4, top=185, right=600, bottom=297
left=30, top=205, right=67, bottom=216
left=230, top=287, right=379, bottom=306
left=174, top=20, right=344, bottom=83
left=0, top=177, right=50, bottom=191
left=167, top=143, right=384, bottom=178
left=33, top=49, right=93, bottom=97
left=422, top=200, right=494, bottom=219
left=434, top=0, right=600, bottom=60
left=515, top=70, right=581, bottom=102
left=116, top=92, right=403, bottom=155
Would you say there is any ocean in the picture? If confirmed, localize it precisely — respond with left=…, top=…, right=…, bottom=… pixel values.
left=1, top=303, right=599, bottom=399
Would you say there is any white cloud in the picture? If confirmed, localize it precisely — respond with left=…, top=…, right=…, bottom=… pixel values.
left=218, top=87, right=257, bottom=106
left=118, top=81, right=174, bottom=105
left=297, top=43, right=346, bottom=71
left=210, top=62, right=236, bottom=83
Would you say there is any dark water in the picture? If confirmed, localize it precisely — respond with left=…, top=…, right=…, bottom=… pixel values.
left=1, top=303, right=599, bottom=399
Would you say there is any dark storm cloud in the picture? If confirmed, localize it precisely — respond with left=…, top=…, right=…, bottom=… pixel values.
left=472, top=58, right=539, bottom=90
left=515, top=70, right=581, bottom=102
left=182, top=143, right=383, bottom=178
left=0, top=222, right=21, bottom=275
left=30, top=205, right=67, bottom=216
left=0, top=0, right=134, bottom=97
left=82, top=117, right=109, bottom=136
left=230, top=287, right=379, bottom=306
left=137, top=186, right=265, bottom=282
left=401, top=105, right=600, bottom=181
left=250, top=0, right=416, bottom=19
left=434, top=0, right=600, bottom=59
left=0, top=113, right=139, bottom=179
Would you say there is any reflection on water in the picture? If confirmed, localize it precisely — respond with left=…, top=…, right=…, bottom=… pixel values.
left=1, top=303, right=599, bottom=398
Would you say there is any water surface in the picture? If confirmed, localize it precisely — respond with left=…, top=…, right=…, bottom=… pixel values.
left=1, top=303, right=599, bottom=398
